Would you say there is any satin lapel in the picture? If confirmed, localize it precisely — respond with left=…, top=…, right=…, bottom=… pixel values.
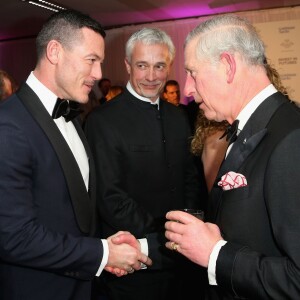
left=17, top=83, right=91, bottom=234
left=208, top=93, right=286, bottom=222
left=219, top=128, right=267, bottom=175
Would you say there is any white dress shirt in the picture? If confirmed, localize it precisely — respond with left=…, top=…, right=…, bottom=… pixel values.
left=208, top=84, right=277, bottom=285
left=126, top=81, right=160, bottom=107
left=26, top=72, right=108, bottom=276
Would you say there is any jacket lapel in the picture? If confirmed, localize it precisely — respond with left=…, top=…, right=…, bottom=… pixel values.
left=208, top=93, right=286, bottom=222
left=17, top=83, right=92, bottom=234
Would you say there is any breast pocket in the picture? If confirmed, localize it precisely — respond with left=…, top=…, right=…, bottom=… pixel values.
left=221, top=185, right=250, bottom=204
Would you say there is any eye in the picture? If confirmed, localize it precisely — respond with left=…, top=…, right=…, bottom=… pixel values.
left=87, top=58, right=96, bottom=64
left=155, top=64, right=166, bottom=71
left=137, top=63, right=147, bottom=70
left=187, top=70, right=196, bottom=80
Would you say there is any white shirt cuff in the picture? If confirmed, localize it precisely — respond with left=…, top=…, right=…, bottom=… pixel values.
left=138, top=238, right=148, bottom=269
left=95, top=239, right=109, bottom=277
left=207, top=240, right=227, bottom=285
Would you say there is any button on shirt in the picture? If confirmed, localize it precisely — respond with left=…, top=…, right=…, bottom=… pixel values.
left=26, top=72, right=108, bottom=276
left=208, top=84, right=277, bottom=285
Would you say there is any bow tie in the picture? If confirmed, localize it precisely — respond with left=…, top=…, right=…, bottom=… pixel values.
left=52, top=98, right=82, bottom=122
left=220, top=119, right=240, bottom=145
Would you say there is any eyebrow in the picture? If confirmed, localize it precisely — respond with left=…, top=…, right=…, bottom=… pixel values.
left=135, top=61, right=167, bottom=65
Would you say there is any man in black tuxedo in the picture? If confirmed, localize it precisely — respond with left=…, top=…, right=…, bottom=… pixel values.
left=165, top=14, right=300, bottom=299
left=85, top=28, right=205, bottom=299
left=0, top=10, right=151, bottom=300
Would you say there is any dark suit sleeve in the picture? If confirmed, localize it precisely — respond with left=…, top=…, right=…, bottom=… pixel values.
left=216, top=129, right=300, bottom=299
left=0, top=117, right=102, bottom=280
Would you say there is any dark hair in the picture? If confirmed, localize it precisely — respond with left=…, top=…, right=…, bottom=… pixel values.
left=98, top=78, right=111, bottom=87
left=163, top=80, right=179, bottom=93
left=36, top=9, right=106, bottom=61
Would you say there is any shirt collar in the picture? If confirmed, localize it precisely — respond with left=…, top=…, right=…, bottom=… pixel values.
left=26, top=72, right=58, bottom=116
left=236, top=84, right=277, bottom=131
left=126, top=81, right=160, bottom=107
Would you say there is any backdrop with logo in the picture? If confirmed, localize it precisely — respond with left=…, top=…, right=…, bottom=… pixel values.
left=255, top=19, right=300, bottom=102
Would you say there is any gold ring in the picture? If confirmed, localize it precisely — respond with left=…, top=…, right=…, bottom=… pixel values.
left=128, top=267, right=134, bottom=274
left=171, top=242, right=179, bottom=251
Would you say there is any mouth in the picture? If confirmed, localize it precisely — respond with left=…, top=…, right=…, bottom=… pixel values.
left=142, top=84, right=160, bottom=90
left=84, top=82, right=94, bottom=92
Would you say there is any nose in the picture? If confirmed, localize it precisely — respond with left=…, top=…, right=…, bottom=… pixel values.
left=184, top=74, right=195, bottom=97
left=145, top=67, right=156, bottom=81
left=92, top=62, right=102, bottom=81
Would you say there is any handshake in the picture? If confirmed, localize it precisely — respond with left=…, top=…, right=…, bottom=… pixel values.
left=105, top=231, right=152, bottom=277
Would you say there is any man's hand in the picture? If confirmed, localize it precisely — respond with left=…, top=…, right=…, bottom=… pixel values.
left=104, top=231, right=152, bottom=276
left=165, top=211, right=223, bottom=267
left=111, top=231, right=141, bottom=250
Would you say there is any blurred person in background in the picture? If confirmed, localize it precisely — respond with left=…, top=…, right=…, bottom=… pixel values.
left=0, top=69, right=18, bottom=101
left=106, top=85, right=124, bottom=101
left=98, top=77, right=111, bottom=104
left=162, top=79, right=181, bottom=106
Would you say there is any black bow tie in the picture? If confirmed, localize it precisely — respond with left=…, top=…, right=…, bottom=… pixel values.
left=220, top=119, right=240, bottom=145
left=52, top=98, right=82, bottom=122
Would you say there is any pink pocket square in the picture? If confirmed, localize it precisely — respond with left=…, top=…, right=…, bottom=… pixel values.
left=218, top=171, right=247, bottom=191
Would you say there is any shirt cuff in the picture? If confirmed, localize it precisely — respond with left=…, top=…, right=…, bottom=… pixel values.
left=207, top=240, right=227, bottom=285
left=138, top=238, right=148, bottom=269
left=95, top=239, right=109, bottom=277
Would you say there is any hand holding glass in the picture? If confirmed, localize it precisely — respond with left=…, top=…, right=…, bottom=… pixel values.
left=179, top=208, right=204, bottom=220
left=170, top=208, right=204, bottom=221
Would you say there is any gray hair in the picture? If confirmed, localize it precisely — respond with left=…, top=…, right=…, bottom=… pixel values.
left=125, top=27, right=175, bottom=63
left=185, top=14, right=265, bottom=66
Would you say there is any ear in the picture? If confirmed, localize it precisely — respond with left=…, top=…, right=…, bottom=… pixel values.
left=46, top=40, right=61, bottom=65
left=220, top=52, right=236, bottom=84
left=124, top=58, right=131, bottom=75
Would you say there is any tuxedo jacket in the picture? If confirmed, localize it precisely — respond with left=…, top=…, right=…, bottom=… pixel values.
left=0, top=83, right=102, bottom=300
left=207, top=92, right=300, bottom=299
left=85, top=89, right=203, bottom=268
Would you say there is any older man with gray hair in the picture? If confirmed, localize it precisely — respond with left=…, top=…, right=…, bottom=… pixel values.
left=165, top=14, right=300, bottom=300
left=86, top=27, right=204, bottom=300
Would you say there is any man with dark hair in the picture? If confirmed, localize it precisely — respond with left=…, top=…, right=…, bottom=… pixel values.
left=162, top=79, right=181, bottom=106
left=0, top=9, right=151, bottom=300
